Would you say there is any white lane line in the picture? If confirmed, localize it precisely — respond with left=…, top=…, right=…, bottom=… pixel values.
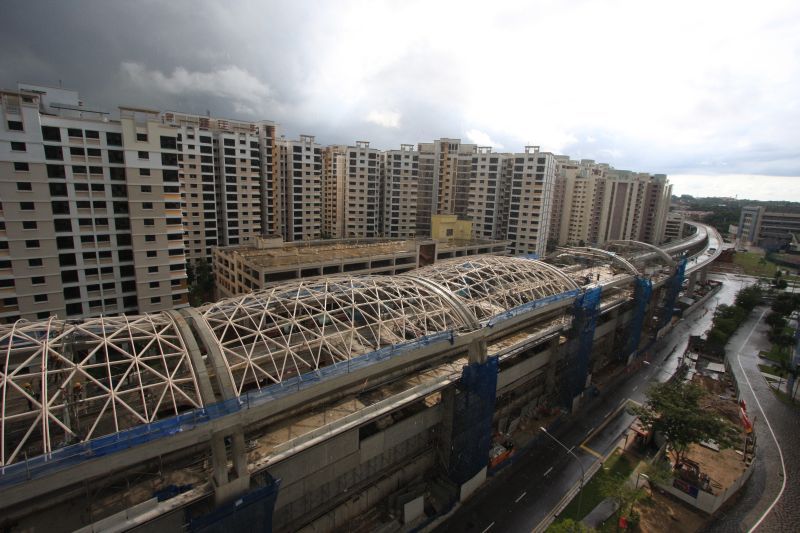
left=515, top=491, right=527, bottom=503
left=632, top=385, right=638, bottom=392
left=568, top=445, right=575, bottom=453
left=481, top=521, right=495, bottom=533
left=736, top=309, right=786, bottom=532
left=543, top=467, right=553, bottom=477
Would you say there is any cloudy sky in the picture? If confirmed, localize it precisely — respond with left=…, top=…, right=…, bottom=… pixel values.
left=2, top=0, right=799, bottom=200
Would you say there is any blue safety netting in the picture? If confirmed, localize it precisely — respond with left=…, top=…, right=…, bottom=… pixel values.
left=0, top=330, right=457, bottom=488
left=486, top=289, right=580, bottom=328
left=563, top=286, right=602, bottom=404
left=659, top=259, right=687, bottom=329
left=447, top=356, right=498, bottom=485
left=188, top=472, right=281, bottom=532
left=624, top=277, right=653, bottom=360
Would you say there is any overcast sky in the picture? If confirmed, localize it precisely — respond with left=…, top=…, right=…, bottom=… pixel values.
left=2, top=0, right=799, bottom=200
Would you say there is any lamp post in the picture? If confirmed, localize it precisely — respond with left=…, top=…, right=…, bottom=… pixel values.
left=541, top=426, right=585, bottom=518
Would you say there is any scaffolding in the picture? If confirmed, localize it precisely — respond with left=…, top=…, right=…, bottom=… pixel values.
left=564, top=286, right=602, bottom=403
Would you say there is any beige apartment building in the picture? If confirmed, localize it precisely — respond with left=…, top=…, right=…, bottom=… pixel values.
left=417, top=138, right=476, bottom=236
left=0, top=85, right=188, bottom=322
left=383, top=144, right=419, bottom=238
left=277, top=135, right=322, bottom=242
left=466, top=147, right=511, bottom=241
left=213, top=234, right=510, bottom=298
left=549, top=159, right=672, bottom=248
left=322, top=141, right=382, bottom=239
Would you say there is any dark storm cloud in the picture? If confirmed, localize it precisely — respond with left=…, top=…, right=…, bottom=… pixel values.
left=1, top=0, right=799, bottom=200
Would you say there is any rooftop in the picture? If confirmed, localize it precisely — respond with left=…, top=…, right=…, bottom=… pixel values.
left=217, top=237, right=507, bottom=269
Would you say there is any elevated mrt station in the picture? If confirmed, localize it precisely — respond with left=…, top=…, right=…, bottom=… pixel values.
left=0, top=224, right=721, bottom=532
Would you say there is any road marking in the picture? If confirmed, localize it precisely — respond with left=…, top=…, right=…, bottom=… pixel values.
left=632, top=385, right=638, bottom=392
left=543, top=467, right=553, bottom=477
left=736, top=309, right=786, bottom=532
left=568, top=445, right=575, bottom=453
left=515, top=491, right=527, bottom=503
left=481, top=522, right=495, bottom=533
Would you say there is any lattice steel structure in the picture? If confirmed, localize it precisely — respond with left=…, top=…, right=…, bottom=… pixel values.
left=409, top=256, right=579, bottom=320
left=600, top=240, right=675, bottom=275
left=196, top=275, right=477, bottom=397
left=0, top=315, right=201, bottom=466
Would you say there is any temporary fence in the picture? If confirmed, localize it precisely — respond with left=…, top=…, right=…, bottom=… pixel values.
left=0, top=330, right=456, bottom=488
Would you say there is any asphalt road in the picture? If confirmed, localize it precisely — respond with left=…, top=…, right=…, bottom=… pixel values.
left=435, top=278, right=732, bottom=533
left=704, top=278, right=800, bottom=532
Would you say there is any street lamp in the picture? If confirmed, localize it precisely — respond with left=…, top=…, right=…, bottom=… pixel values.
left=540, top=426, right=586, bottom=518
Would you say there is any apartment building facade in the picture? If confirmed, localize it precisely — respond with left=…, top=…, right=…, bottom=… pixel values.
left=0, top=86, right=188, bottom=323
left=383, top=144, right=418, bottom=239
left=276, top=135, right=322, bottom=242
left=737, top=205, right=800, bottom=250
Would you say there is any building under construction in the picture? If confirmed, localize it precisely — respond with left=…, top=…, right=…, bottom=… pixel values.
left=0, top=223, right=721, bottom=532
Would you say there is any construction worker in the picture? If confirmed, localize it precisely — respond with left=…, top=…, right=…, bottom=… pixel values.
left=23, top=382, right=33, bottom=410
left=73, top=381, right=83, bottom=402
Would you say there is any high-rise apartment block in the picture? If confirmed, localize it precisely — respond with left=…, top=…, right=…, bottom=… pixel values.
left=1, top=83, right=675, bottom=323
left=0, top=86, right=188, bottom=323
left=276, top=135, right=322, bottom=242
left=382, top=144, right=418, bottom=239
left=548, top=158, right=672, bottom=248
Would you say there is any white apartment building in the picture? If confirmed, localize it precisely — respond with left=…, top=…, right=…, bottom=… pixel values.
left=549, top=158, right=611, bottom=247
left=322, top=142, right=382, bottom=239
left=277, top=135, right=322, bottom=242
left=0, top=85, right=188, bottom=322
left=466, top=147, right=511, bottom=241
left=383, top=144, right=419, bottom=239
left=505, top=146, right=556, bottom=257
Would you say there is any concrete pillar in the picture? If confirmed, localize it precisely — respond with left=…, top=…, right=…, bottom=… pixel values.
left=699, top=266, right=708, bottom=284
left=544, top=336, right=560, bottom=398
left=467, top=338, right=488, bottom=364
left=210, top=425, right=251, bottom=506
left=688, top=271, right=699, bottom=297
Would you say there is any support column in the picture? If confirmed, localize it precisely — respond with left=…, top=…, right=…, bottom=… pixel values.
left=699, top=266, right=708, bottom=284
left=563, top=286, right=602, bottom=410
left=624, top=277, right=652, bottom=363
left=688, top=270, right=699, bottom=297
left=445, top=352, right=498, bottom=490
left=658, top=259, right=687, bottom=331
left=210, top=425, right=251, bottom=506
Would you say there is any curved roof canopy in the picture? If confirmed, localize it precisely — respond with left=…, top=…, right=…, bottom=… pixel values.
left=409, top=256, right=579, bottom=320
left=0, top=315, right=201, bottom=466
left=196, top=275, right=476, bottom=396
left=601, top=240, right=676, bottom=273
left=546, top=247, right=640, bottom=279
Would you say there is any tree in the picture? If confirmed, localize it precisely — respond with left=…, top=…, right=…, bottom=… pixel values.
left=765, top=312, right=788, bottom=330
left=599, top=474, right=647, bottom=530
left=188, top=259, right=215, bottom=306
left=735, top=286, right=763, bottom=311
left=772, top=293, right=800, bottom=316
left=549, top=518, right=595, bottom=533
left=633, top=381, right=737, bottom=466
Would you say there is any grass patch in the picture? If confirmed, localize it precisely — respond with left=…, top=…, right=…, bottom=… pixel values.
left=552, top=451, right=636, bottom=523
left=760, top=346, right=790, bottom=365
left=733, top=252, right=777, bottom=277
left=758, top=363, right=784, bottom=376
left=770, top=386, right=798, bottom=407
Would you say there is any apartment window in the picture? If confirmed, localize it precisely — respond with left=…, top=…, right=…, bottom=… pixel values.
left=138, top=151, right=149, bottom=159
left=150, top=296, right=161, bottom=304
left=22, top=221, right=37, bottom=230
left=87, top=148, right=101, bottom=157
left=64, top=286, right=80, bottom=299
left=10, top=142, right=25, bottom=151
left=67, top=128, right=83, bottom=138
left=17, top=182, right=32, bottom=191
left=31, top=276, right=45, bottom=285
left=44, top=146, right=64, bottom=161
left=69, top=146, right=85, bottom=157
left=142, top=202, right=153, bottom=210
left=140, top=168, right=151, bottom=176
left=66, top=302, right=83, bottom=315
left=20, top=202, right=34, bottom=211
left=7, top=120, right=23, bottom=131
left=61, top=268, right=78, bottom=281
left=145, top=234, right=156, bottom=242
left=108, top=150, right=124, bottom=164
left=0, top=260, right=10, bottom=269
left=141, top=185, right=152, bottom=192
left=149, top=281, right=159, bottom=288
left=34, top=294, right=48, bottom=303
left=143, top=218, right=154, bottom=226
left=13, top=162, right=29, bottom=172
left=106, top=132, right=122, bottom=146
left=57, top=236, right=73, bottom=249
left=49, top=183, right=67, bottom=196
left=148, top=266, right=158, bottom=273
left=41, top=126, right=60, bottom=141
left=85, top=130, right=99, bottom=139
left=146, top=250, right=157, bottom=258
left=54, top=219, right=72, bottom=232
left=137, top=133, right=148, bottom=142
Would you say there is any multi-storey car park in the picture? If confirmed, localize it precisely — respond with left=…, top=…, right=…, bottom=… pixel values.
left=0, top=221, right=721, bottom=532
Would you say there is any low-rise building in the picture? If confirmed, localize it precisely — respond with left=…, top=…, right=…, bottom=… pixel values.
left=213, top=235, right=509, bottom=298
